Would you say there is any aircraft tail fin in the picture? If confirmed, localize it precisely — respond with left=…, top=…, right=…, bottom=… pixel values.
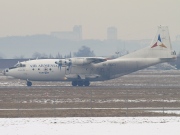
left=150, top=26, right=172, bottom=50
left=121, top=26, right=176, bottom=60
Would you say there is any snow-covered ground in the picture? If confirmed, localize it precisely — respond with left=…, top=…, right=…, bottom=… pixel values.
left=0, top=117, right=180, bottom=135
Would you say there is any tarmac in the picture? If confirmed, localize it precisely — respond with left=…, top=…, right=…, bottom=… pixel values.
left=0, top=70, right=180, bottom=117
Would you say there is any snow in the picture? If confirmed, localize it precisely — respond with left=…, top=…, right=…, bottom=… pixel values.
left=0, top=117, right=180, bottom=135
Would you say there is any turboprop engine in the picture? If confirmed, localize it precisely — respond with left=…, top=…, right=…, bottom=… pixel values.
left=55, top=58, right=88, bottom=68
left=55, top=59, right=72, bottom=69
left=55, top=57, right=107, bottom=70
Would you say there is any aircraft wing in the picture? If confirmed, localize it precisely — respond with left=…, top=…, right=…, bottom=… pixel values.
left=85, top=57, right=107, bottom=64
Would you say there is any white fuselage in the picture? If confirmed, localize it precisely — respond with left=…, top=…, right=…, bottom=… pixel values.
left=5, top=57, right=166, bottom=82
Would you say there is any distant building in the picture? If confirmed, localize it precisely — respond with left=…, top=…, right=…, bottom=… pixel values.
left=73, top=25, right=82, bottom=40
left=176, top=35, right=180, bottom=41
left=107, top=27, right=117, bottom=40
left=51, top=25, right=82, bottom=41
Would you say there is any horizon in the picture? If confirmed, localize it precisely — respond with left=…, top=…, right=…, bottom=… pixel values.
left=0, top=28, right=179, bottom=41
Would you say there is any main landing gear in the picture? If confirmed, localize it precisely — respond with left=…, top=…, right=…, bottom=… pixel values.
left=72, top=80, right=90, bottom=87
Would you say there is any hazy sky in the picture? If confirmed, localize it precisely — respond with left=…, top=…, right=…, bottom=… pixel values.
left=0, top=0, right=180, bottom=40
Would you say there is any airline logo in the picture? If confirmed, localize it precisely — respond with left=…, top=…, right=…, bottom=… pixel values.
left=151, top=35, right=167, bottom=48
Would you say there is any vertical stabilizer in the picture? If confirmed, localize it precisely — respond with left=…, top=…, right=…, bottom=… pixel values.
left=121, top=26, right=176, bottom=59
left=150, top=26, right=172, bottom=50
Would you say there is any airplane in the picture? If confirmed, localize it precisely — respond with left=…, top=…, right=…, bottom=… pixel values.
left=3, top=26, right=177, bottom=87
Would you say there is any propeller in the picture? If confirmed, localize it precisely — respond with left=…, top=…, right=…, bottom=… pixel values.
left=66, top=59, right=72, bottom=71
left=55, top=60, right=63, bottom=70
left=55, top=59, right=72, bottom=70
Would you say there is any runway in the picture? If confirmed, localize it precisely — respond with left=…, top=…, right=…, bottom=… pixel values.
left=1, top=70, right=180, bottom=88
left=0, top=70, right=180, bottom=117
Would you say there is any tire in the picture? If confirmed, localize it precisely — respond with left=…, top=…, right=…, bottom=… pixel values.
left=77, top=81, right=83, bottom=86
left=72, top=81, right=77, bottom=86
left=84, top=80, right=90, bottom=86
left=27, top=81, right=32, bottom=87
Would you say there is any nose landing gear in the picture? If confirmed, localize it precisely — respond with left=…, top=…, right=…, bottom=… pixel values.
left=27, top=81, right=32, bottom=87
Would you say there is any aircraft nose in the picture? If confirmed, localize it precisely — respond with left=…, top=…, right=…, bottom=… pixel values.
left=2, top=68, right=9, bottom=76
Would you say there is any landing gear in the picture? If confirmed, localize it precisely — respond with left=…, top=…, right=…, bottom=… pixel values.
left=77, top=81, right=84, bottom=86
left=72, top=81, right=77, bottom=86
left=84, top=80, right=90, bottom=86
left=27, top=81, right=32, bottom=87
left=71, top=80, right=90, bottom=87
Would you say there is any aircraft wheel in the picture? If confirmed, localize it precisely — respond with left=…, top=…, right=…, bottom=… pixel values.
left=84, top=80, right=90, bottom=86
left=72, top=81, right=77, bottom=86
left=77, top=81, right=83, bottom=86
left=27, top=81, right=32, bottom=87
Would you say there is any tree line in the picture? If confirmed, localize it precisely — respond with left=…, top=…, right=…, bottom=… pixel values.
left=5, top=46, right=95, bottom=59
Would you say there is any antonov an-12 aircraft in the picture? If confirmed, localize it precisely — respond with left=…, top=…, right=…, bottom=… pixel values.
left=3, top=26, right=176, bottom=86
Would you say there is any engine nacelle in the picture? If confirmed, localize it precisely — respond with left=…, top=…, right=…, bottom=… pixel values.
left=70, top=58, right=87, bottom=65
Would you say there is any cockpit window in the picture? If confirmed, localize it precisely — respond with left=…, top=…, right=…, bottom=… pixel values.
left=9, top=63, right=26, bottom=69
left=14, top=63, right=26, bottom=67
left=20, top=63, right=26, bottom=67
